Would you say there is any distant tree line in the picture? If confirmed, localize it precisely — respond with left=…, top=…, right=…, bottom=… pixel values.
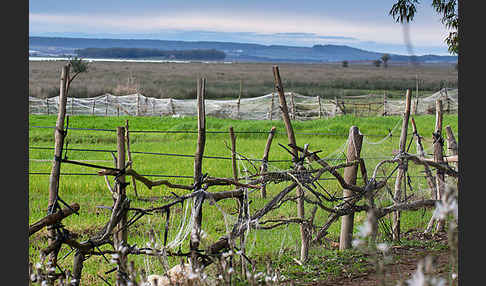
left=75, top=47, right=226, bottom=60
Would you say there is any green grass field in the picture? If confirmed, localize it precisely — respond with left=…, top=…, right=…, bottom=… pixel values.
left=28, top=113, right=458, bottom=285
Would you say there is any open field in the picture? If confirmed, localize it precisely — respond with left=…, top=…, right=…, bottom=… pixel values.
left=29, top=113, right=458, bottom=285
left=29, top=60, right=457, bottom=100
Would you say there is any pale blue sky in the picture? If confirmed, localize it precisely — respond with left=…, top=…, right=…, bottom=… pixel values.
left=29, top=0, right=452, bottom=55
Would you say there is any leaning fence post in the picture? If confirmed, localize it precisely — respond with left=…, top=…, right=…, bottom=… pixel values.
left=339, top=126, right=363, bottom=250
left=260, top=126, right=277, bottom=199
left=273, top=65, right=308, bottom=263
left=47, top=63, right=70, bottom=265
left=391, top=89, right=412, bottom=241
left=191, top=78, right=206, bottom=269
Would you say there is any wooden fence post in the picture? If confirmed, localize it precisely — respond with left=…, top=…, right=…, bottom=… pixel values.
left=237, top=79, right=242, bottom=119
left=269, top=91, right=275, bottom=120
left=391, top=89, right=412, bottom=241
left=137, top=94, right=140, bottom=116
left=115, top=126, right=128, bottom=285
left=47, top=63, right=70, bottom=265
left=339, top=126, right=363, bottom=250
left=92, top=97, right=96, bottom=116
left=383, top=91, right=387, bottom=116
left=191, top=78, right=206, bottom=269
left=125, top=120, right=138, bottom=198
left=411, top=118, right=437, bottom=199
left=290, top=92, right=296, bottom=120
left=334, top=96, right=339, bottom=117
left=434, top=100, right=446, bottom=232
left=46, top=97, right=50, bottom=115
left=105, top=95, right=108, bottom=116
left=317, top=96, right=322, bottom=118
left=260, top=126, right=277, bottom=199
left=273, top=65, right=308, bottom=263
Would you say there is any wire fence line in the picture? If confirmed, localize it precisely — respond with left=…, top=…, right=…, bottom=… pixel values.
left=30, top=146, right=421, bottom=163
left=29, top=125, right=401, bottom=138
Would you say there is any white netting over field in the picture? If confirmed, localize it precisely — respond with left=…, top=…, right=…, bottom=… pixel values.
left=29, top=92, right=337, bottom=120
left=29, top=88, right=458, bottom=119
left=386, top=88, right=458, bottom=115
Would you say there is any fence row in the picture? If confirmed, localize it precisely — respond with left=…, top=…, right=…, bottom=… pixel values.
left=28, top=88, right=458, bottom=120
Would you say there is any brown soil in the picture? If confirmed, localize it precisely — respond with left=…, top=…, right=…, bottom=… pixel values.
left=289, top=231, right=454, bottom=286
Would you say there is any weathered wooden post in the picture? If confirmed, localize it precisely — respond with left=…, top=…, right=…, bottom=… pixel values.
left=259, top=126, right=277, bottom=199
left=116, top=96, right=120, bottom=117
left=317, top=96, right=322, bottom=118
left=70, top=96, right=74, bottom=115
left=191, top=78, right=206, bottom=269
left=339, top=126, right=363, bottom=250
left=411, top=118, right=437, bottom=198
left=391, top=89, right=412, bottom=241
left=269, top=91, right=275, bottom=120
left=46, top=97, right=50, bottom=115
left=424, top=100, right=446, bottom=234
left=334, top=95, right=339, bottom=117
left=92, top=97, right=96, bottom=116
left=169, top=97, right=175, bottom=116
left=105, top=94, right=109, bottom=116
left=125, top=120, right=138, bottom=198
left=47, top=63, right=70, bottom=265
left=273, top=65, right=309, bottom=263
left=434, top=100, right=446, bottom=232
left=290, top=92, right=296, bottom=120
left=137, top=93, right=140, bottom=116
left=115, top=126, right=128, bottom=286
left=237, top=79, right=242, bottom=119
left=383, top=91, right=387, bottom=116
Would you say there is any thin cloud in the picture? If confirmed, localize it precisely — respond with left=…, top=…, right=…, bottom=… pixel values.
left=29, top=10, right=449, bottom=51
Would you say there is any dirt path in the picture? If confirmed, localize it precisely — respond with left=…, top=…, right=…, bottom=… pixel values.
left=290, top=231, right=454, bottom=286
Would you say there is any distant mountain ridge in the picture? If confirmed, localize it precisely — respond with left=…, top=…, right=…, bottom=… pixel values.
left=29, top=36, right=457, bottom=63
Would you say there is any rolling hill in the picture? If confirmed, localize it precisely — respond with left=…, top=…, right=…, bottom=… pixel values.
left=29, top=36, right=457, bottom=63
